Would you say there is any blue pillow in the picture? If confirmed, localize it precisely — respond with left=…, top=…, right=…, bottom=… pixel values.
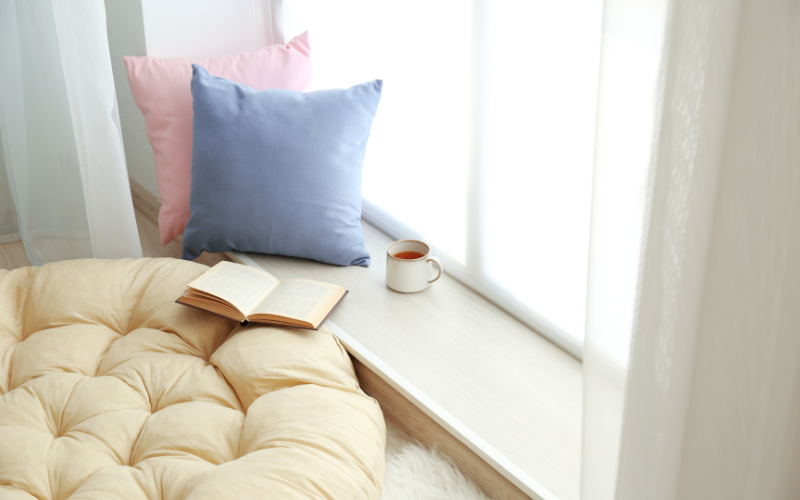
left=182, top=65, right=382, bottom=266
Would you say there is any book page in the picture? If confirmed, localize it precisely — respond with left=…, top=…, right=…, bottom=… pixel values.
left=252, top=279, right=342, bottom=323
left=186, top=261, right=280, bottom=316
left=178, top=294, right=244, bottom=322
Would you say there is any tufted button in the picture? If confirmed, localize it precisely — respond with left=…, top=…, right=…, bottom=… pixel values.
left=9, top=326, right=120, bottom=390
left=0, top=259, right=387, bottom=500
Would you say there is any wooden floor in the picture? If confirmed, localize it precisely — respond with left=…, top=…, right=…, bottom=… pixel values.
left=128, top=179, right=231, bottom=267
left=0, top=180, right=230, bottom=271
left=0, top=239, right=28, bottom=270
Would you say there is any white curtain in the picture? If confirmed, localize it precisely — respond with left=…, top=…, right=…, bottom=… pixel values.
left=0, top=0, right=141, bottom=266
left=0, top=132, right=18, bottom=244
left=583, top=0, right=800, bottom=498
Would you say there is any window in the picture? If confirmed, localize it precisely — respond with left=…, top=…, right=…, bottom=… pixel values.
left=282, top=1, right=603, bottom=356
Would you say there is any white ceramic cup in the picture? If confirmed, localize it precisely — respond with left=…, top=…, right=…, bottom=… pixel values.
left=386, top=240, right=443, bottom=293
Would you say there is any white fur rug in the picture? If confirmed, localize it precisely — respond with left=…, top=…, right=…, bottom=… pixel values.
left=381, top=422, right=490, bottom=500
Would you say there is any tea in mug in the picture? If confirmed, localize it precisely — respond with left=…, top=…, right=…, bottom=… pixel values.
left=393, top=251, right=425, bottom=260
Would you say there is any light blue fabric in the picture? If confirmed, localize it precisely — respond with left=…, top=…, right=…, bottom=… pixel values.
left=182, top=65, right=382, bottom=266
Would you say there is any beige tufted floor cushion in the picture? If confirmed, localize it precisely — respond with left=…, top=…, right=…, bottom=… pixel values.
left=0, top=258, right=385, bottom=500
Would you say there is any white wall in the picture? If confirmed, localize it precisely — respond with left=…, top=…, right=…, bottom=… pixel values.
left=140, top=0, right=281, bottom=58
left=105, top=0, right=158, bottom=198
left=104, top=0, right=282, bottom=199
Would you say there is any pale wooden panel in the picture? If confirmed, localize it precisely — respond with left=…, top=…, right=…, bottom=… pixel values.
left=354, top=356, right=531, bottom=500
left=384, top=419, right=414, bottom=454
left=242, top=221, right=582, bottom=500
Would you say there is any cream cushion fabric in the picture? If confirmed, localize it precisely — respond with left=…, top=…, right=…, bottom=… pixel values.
left=0, top=258, right=385, bottom=500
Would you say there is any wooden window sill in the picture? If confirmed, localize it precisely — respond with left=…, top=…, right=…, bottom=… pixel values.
left=231, top=220, right=582, bottom=500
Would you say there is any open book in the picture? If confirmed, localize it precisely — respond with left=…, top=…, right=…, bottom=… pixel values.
left=176, top=261, right=347, bottom=329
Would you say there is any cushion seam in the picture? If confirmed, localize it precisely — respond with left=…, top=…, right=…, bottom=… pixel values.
left=347, top=437, right=386, bottom=500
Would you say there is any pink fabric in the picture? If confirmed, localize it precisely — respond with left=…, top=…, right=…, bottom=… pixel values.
left=124, top=32, right=312, bottom=244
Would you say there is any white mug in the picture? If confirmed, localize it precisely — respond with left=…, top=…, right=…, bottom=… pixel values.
left=386, top=240, right=443, bottom=293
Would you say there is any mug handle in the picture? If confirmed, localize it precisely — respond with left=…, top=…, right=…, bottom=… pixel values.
left=427, top=256, right=443, bottom=284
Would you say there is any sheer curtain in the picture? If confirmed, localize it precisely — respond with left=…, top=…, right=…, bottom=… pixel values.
left=0, top=0, right=141, bottom=266
left=583, top=0, right=800, bottom=498
left=0, top=134, right=18, bottom=244
left=278, top=0, right=603, bottom=356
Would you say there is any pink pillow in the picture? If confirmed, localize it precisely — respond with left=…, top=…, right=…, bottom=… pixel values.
left=124, top=32, right=312, bottom=244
